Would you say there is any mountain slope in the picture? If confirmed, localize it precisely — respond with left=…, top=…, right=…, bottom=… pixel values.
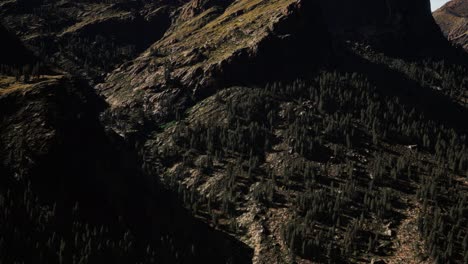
left=0, top=23, right=253, bottom=264
left=98, top=0, right=455, bottom=139
left=434, top=0, right=468, bottom=51
left=0, top=0, right=467, bottom=263
left=96, top=0, right=467, bottom=263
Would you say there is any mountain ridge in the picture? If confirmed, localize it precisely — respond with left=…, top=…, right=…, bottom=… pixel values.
left=98, top=0, right=456, bottom=140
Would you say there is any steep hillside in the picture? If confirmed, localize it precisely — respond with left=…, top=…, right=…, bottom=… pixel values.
left=0, top=23, right=253, bottom=264
left=434, top=0, right=468, bottom=51
left=98, top=0, right=331, bottom=138
left=0, top=75, right=254, bottom=263
left=149, top=65, right=467, bottom=262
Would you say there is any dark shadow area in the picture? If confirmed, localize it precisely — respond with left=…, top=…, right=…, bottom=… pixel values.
left=337, top=48, right=468, bottom=132
left=0, top=24, right=37, bottom=66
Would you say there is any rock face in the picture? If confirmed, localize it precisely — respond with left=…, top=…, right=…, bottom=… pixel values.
left=434, top=0, right=468, bottom=51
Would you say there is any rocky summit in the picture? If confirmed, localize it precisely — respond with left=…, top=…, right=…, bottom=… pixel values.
left=0, top=0, right=467, bottom=263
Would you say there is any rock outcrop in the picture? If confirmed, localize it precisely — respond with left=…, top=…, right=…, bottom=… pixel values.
left=434, top=0, right=468, bottom=51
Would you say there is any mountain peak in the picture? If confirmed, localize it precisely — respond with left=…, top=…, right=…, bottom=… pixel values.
left=434, top=0, right=468, bottom=51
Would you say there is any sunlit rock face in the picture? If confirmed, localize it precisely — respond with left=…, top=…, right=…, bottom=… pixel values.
left=434, top=0, right=468, bottom=51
